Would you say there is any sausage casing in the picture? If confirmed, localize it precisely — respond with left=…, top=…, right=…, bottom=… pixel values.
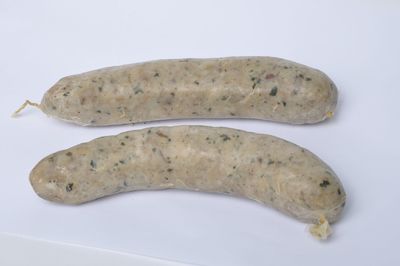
left=40, top=57, right=338, bottom=125
left=30, top=125, right=345, bottom=226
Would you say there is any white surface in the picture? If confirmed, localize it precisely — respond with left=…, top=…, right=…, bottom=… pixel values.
left=0, top=233, right=194, bottom=266
left=1, top=0, right=399, bottom=265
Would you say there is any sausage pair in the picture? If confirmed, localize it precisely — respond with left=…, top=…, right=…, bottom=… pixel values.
left=20, top=57, right=344, bottom=239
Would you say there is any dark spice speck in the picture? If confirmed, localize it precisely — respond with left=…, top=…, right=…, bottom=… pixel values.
left=220, top=134, right=231, bottom=141
left=320, top=180, right=330, bottom=188
left=66, top=183, right=74, bottom=192
left=269, top=86, right=278, bottom=96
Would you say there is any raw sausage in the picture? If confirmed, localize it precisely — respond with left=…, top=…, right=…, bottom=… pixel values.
left=17, top=57, right=338, bottom=125
left=29, top=125, right=346, bottom=238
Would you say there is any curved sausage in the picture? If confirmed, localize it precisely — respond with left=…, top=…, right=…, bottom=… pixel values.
left=29, top=126, right=345, bottom=238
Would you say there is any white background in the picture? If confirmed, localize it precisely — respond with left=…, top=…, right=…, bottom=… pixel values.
left=1, top=0, right=399, bottom=265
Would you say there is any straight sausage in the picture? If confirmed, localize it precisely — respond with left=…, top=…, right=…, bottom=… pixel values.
left=18, top=57, right=338, bottom=125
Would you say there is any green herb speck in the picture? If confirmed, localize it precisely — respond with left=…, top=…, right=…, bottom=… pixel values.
left=133, top=84, right=143, bottom=94
left=90, top=160, right=97, bottom=169
left=269, top=86, right=278, bottom=96
left=156, top=131, right=170, bottom=142
left=251, top=77, right=261, bottom=89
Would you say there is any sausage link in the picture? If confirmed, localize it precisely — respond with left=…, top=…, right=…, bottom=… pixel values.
left=30, top=126, right=346, bottom=231
left=36, top=57, right=338, bottom=125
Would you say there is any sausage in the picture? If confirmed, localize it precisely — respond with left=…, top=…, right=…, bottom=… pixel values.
left=29, top=126, right=346, bottom=239
left=16, top=57, right=338, bottom=125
